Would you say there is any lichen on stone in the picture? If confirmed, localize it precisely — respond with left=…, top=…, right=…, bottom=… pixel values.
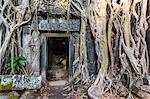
left=8, top=95, right=19, bottom=99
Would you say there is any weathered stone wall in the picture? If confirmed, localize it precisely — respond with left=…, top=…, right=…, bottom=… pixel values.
left=38, top=0, right=68, bottom=15
left=86, top=31, right=96, bottom=76
left=0, top=75, right=41, bottom=91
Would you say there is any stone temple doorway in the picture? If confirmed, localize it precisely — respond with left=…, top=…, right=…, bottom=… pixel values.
left=47, top=37, right=69, bottom=81
left=40, top=33, right=70, bottom=82
left=40, top=32, right=75, bottom=84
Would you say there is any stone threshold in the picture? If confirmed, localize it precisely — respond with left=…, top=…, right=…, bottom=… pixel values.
left=48, top=80, right=67, bottom=86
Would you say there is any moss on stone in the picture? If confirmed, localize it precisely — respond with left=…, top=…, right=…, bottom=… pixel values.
left=131, top=85, right=139, bottom=94
left=0, top=81, right=15, bottom=91
left=8, top=95, right=19, bottom=99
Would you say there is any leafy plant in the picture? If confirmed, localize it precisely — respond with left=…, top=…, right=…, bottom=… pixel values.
left=7, top=54, right=26, bottom=74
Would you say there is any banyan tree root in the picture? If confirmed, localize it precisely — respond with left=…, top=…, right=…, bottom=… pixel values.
left=68, top=0, right=149, bottom=98
left=70, top=0, right=91, bottom=83
left=88, top=0, right=109, bottom=98
left=87, top=0, right=149, bottom=98
left=0, top=0, right=41, bottom=74
left=79, top=17, right=90, bottom=82
left=68, top=17, right=90, bottom=91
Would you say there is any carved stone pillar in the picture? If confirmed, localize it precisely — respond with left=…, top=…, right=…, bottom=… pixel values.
left=23, top=25, right=32, bottom=74
left=30, top=30, right=40, bottom=75
left=23, top=26, right=40, bottom=75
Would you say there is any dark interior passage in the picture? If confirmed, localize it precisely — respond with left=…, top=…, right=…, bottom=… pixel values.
left=46, top=37, right=69, bottom=81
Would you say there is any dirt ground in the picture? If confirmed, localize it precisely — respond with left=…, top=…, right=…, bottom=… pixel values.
left=36, top=80, right=80, bottom=99
left=0, top=81, right=80, bottom=99
left=47, top=86, right=78, bottom=99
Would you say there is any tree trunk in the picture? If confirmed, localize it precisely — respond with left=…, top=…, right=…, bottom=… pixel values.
left=88, top=0, right=108, bottom=98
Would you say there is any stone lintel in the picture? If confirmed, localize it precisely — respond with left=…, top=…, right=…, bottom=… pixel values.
left=38, top=18, right=80, bottom=31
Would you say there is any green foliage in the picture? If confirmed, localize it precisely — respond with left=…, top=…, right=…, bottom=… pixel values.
left=7, top=54, right=26, bottom=74
left=0, top=81, right=15, bottom=91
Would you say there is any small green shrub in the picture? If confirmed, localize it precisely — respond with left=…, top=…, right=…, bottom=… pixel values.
left=7, top=54, right=26, bottom=74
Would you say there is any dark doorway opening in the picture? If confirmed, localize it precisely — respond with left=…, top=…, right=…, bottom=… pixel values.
left=46, top=37, right=69, bottom=81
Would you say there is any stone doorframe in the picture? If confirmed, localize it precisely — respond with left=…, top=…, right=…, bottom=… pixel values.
left=40, top=32, right=74, bottom=82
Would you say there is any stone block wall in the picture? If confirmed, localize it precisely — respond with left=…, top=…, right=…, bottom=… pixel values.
left=0, top=75, right=41, bottom=91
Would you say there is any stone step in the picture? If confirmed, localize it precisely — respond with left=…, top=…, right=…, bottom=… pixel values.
left=49, top=80, right=67, bottom=86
